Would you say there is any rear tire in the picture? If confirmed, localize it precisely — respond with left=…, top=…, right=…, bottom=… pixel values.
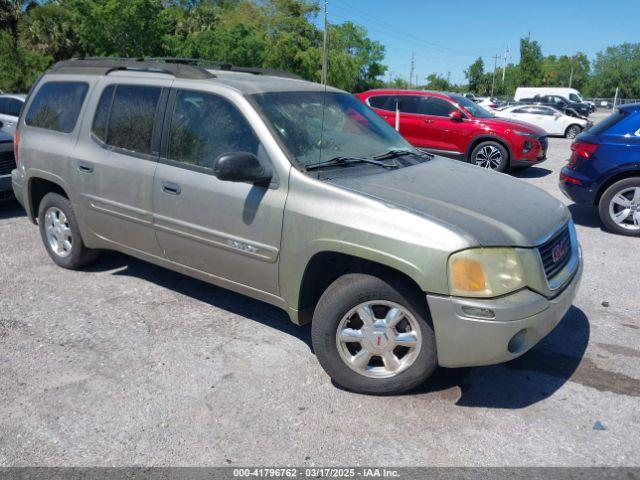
left=311, top=274, right=437, bottom=395
left=598, top=177, right=640, bottom=236
left=38, top=192, right=99, bottom=269
left=470, top=141, right=509, bottom=172
left=565, top=124, right=582, bottom=139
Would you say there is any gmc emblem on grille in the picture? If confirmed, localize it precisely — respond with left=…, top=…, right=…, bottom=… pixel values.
left=552, top=239, right=570, bottom=263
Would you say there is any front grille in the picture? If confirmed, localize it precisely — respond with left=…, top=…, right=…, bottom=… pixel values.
left=0, top=149, right=16, bottom=176
left=538, top=224, right=572, bottom=280
left=538, top=136, right=548, bottom=158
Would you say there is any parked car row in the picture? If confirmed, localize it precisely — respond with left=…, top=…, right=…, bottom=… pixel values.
left=494, top=105, right=590, bottom=139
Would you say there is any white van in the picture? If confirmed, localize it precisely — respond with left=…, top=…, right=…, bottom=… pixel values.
left=514, top=87, right=593, bottom=107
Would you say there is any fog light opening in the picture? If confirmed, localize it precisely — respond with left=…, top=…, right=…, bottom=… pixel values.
left=461, top=306, right=495, bottom=319
left=508, top=329, right=527, bottom=354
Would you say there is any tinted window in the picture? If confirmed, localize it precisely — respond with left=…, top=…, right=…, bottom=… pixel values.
left=423, top=97, right=456, bottom=117
left=397, top=96, right=424, bottom=114
left=168, top=90, right=259, bottom=169
left=368, top=95, right=394, bottom=111
left=588, top=110, right=628, bottom=135
left=7, top=99, right=22, bottom=116
left=25, top=82, right=88, bottom=133
left=511, top=107, right=530, bottom=114
left=92, top=85, right=115, bottom=142
left=106, top=85, right=162, bottom=154
left=0, top=98, right=8, bottom=115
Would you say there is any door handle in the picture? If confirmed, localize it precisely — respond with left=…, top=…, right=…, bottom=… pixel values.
left=424, top=119, right=434, bottom=124
left=78, top=161, right=94, bottom=173
left=161, top=181, right=181, bottom=195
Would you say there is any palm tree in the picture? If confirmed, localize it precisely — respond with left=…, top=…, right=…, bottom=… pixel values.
left=0, top=0, right=38, bottom=42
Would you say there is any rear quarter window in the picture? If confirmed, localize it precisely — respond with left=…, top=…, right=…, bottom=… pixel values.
left=588, top=110, right=628, bottom=136
left=25, top=81, right=88, bottom=133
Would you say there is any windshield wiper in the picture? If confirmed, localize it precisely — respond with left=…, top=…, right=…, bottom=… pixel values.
left=304, top=156, right=399, bottom=172
left=372, top=149, right=433, bottom=160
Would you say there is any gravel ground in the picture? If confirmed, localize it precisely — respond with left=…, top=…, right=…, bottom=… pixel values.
left=1, top=110, right=639, bottom=467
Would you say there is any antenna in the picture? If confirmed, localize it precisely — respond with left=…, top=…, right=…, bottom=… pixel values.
left=321, top=1, right=329, bottom=85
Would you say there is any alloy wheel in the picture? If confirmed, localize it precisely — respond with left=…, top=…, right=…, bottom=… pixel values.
left=608, top=187, right=640, bottom=231
left=44, top=207, right=73, bottom=257
left=336, top=300, right=422, bottom=379
left=566, top=126, right=581, bottom=139
left=474, top=145, right=503, bottom=169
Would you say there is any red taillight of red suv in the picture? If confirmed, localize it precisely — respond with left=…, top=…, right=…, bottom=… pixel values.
left=568, top=141, right=598, bottom=168
left=13, top=130, right=19, bottom=168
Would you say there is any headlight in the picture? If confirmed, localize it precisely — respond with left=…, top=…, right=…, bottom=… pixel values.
left=448, top=248, right=526, bottom=297
left=513, top=130, right=537, bottom=137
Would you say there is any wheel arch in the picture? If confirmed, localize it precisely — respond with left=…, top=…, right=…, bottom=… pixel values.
left=26, top=173, right=70, bottom=224
left=465, top=135, right=513, bottom=164
left=595, top=168, right=640, bottom=206
left=292, top=250, right=429, bottom=326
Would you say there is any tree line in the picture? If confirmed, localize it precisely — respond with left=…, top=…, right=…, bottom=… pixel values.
left=0, top=0, right=386, bottom=93
left=1, top=0, right=639, bottom=99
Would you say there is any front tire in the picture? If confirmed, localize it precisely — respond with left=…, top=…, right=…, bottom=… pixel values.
left=470, top=141, right=509, bottom=172
left=565, top=124, right=582, bottom=139
left=38, top=192, right=99, bottom=269
left=311, top=274, right=437, bottom=395
left=599, top=177, right=640, bottom=236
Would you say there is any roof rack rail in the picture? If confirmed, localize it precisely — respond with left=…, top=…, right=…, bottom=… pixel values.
left=49, top=58, right=216, bottom=80
left=145, top=57, right=302, bottom=79
left=49, top=57, right=301, bottom=80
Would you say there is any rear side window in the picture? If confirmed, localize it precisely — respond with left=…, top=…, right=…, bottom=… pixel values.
left=167, top=90, right=259, bottom=169
left=368, top=95, right=395, bottom=111
left=588, top=110, right=628, bottom=135
left=25, top=82, right=88, bottom=133
left=0, top=98, right=20, bottom=116
left=92, top=84, right=162, bottom=155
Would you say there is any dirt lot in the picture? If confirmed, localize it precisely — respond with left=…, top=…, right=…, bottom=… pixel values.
left=1, top=110, right=639, bottom=466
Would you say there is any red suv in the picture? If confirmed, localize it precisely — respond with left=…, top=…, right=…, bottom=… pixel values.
left=356, top=89, right=548, bottom=172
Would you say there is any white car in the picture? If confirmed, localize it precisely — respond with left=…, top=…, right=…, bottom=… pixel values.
left=0, top=94, right=26, bottom=136
left=495, top=104, right=590, bottom=139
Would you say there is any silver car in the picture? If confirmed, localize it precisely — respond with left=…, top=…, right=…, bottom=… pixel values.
left=11, top=59, right=582, bottom=394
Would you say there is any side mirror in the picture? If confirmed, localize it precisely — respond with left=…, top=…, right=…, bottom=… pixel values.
left=213, top=152, right=272, bottom=184
left=449, top=110, right=464, bottom=121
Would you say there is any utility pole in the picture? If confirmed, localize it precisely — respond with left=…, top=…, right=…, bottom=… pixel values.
left=490, top=54, right=498, bottom=97
left=321, top=1, right=328, bottom=85
left=568, top=56, right=574, bottom=88
left=408, top=52, right=415, bottom=89
left=502, top=46, right=509, bottom=82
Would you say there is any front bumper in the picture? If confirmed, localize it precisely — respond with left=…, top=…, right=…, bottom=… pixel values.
left=10, top=169, right=25, bottom=207
left=426, top=258, right=582, bottom=368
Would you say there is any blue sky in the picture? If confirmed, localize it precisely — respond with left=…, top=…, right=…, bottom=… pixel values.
left=326, top=0, right=640, bottom=84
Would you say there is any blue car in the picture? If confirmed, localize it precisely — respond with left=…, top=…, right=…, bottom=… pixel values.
left=560, top=103, right=640, bottom=236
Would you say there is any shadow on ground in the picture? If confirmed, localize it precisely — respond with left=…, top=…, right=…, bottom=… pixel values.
left=0, top=198, right=26, bottom=219
left=568, top=203, right=604, bottom=229
left=511, top=166, right=553, bottom=179
left=85, top=251, right=312, bottom=350
left=410, top=306, right=592, bottom=408
left=83, top=252, right=613, bottom=408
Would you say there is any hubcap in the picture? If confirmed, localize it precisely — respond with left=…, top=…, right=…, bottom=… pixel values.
left=44, top=207, right=73, bottom=257
left=567, top=127, right=579, bottom=138
left=609, top=187, right=640, bottom=231
left=474, top=145, right=502, bottom=169
left=336, top=301, right=422, bottom=379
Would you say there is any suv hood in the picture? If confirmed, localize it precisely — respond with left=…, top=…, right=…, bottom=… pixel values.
left=327, top=157, right=569, bottom=247
left=479, top=117, right=547, bottom=136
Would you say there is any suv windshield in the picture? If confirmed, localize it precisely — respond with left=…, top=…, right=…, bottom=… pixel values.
left=449, top=94, right=494, bottom=118
left=252, top=92, right=412, bottom=169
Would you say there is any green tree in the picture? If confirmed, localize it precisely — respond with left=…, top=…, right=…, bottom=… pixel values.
left=588, top=43, right=640, bottom=97
left=423, top=73, right=452, bottom=91
left=464, top=57, right=485, bottom=93
left=0, top=29, right=50, bottom=91
left=20, top=3, right=80, bottom=61
left=519, top=37, right=543, bottom=86
left=66, top=0, right=170, bottom=57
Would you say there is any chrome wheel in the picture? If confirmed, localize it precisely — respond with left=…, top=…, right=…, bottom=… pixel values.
left=474, top=145, right=503, bottom=169
left=608, top=187, right=640, bottom=231
left=44, top=207, right=73, bottom=257
left=336, top=300, right=422, bottom=379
